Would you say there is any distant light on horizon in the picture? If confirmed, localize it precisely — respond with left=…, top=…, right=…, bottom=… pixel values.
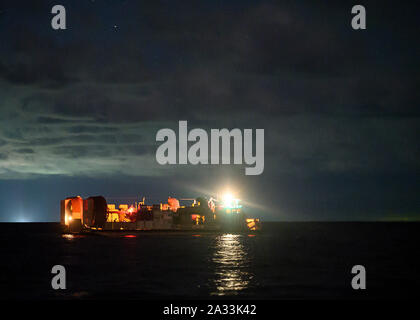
left=14, top=212, right=33, bottom=223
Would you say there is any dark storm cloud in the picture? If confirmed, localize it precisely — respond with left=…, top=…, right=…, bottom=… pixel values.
left=14, top=148, right=35, bottom=154
left=37, top=117, right=79, bottom=124
left=66, top=125, right=119, bottom=134
left=51, top=145, right=112, bottom=159
left=0, top=0, right=419, bottom=220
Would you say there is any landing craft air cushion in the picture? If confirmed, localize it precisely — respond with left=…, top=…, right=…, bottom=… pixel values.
left=60, top=194, right=261, bottom=233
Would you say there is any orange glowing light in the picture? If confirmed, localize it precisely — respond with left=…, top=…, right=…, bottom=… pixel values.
left=191, top=214, right=201, bottom=221
left=123, top=235, right=137, bottom=238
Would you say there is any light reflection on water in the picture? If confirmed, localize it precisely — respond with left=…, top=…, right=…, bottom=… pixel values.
left=62, top=234, right=85, bottom=240
left=211, top=234, right=253, bottom=296
left=62, top=234, right=75, bottom=240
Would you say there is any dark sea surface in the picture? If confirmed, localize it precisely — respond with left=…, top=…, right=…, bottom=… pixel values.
left=0, top=222, right=418, bottom=300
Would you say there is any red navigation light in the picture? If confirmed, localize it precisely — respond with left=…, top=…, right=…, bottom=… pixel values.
left=123, top=235, right=137, bottom=238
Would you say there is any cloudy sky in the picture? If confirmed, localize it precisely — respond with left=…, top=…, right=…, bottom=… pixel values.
left=0, top=0, right=418, bottom=221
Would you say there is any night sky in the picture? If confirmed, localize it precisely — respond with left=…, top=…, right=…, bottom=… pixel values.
left=0, top=1, right=418, bottom=222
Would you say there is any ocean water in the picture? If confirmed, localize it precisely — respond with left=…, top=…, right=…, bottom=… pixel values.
left=0, top=222, right=418, bottom=300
